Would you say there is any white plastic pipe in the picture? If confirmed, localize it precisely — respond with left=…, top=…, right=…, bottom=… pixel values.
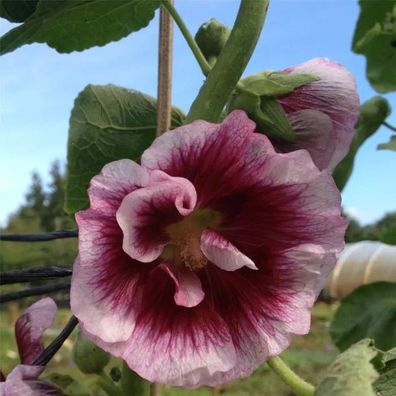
left=324, top=241, right=396, bottom=299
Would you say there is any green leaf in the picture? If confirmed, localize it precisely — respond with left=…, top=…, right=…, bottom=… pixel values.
left=240, top=71, right=320, bottom=97
left=0, top=0, right=38, bottom=22
left=330, top=282, right=396, bottom=352
left=352, top=1, right=396, bottom=93
left=378, top=135, right=396, bottom=151
left=258, top=96, right=297, bottom=142
left=0, top=0, right=160, bottom=55
left=315, top=339, right=380, bottom=396
left=65, top=84, right=185, bottom=215
left=374, top=348, right=396, bottom=396
left=333, top=96, right=392, bottom=190
left=227, top=90, right=297, bottom=142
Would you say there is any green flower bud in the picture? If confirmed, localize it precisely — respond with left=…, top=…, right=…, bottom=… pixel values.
left=358, top=96, right=391, bottom=136
left=195, top=18, right=230, bottom=62
left=73, top=331, right=110, bottom=374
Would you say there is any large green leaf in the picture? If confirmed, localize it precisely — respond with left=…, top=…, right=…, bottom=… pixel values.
left=330, top=282, right=396, bottom=352
left=65, top=84, right=185, bottom=214
left=315, top=339, right=380, bottom=396
left=374, top=348, right=396, bottom=396
left=352, top=0, right=396, bottom=93
left=333, top=96, right=391, bottom=190
left=0, top=0, right=38, bottom=22
left=0, top=0, right=160, bottom=55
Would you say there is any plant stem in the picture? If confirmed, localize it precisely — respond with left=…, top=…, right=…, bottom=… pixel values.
left=383, top=121, right=396, bottom=132
left=97, top=372, right=122, bottom=396
left=267, top=356, right=315, bottom=396
left=161, top=0, right=210, bottom=76
left=185, top=0, right=269, bottom=123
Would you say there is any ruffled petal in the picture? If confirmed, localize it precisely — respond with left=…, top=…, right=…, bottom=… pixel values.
left=87, top=159, right=150, bottom=213
left=15, top=298, right=57, bottom=365
left=279, top=58, right=359, bottom=170
left=201, top=229, right=257, bottom=271
left=141, top=111, right=270, bottom=207
left=80, top=266, right=237, bottom=388
left=195, top=242, right=338, bottom=384
left=159, top=262, right=205, bottom=307
left=215, top=149, right=346, bottom=261
left=71, top=252, right=141, bottom=344
left=116, top=173, right=197, bottom=263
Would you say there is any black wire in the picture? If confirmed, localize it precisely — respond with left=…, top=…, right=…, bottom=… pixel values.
left=33, top=316, right=79, bottom=366
left=0, top=265, right=72, bottom=285
left=0, top=281, right=70, bottom=303
left=0, top=229, right=78, bottom=242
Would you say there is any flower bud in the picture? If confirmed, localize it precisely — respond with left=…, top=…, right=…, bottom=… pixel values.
left=358, top=96, right=391, bottom=135
left=195, top=18, right=230, bottom=64
left=73, top=331, right=110, bottom=374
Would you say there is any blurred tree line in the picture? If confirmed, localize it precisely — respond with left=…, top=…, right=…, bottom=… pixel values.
left=0, top=161, right=77, bottom=271
left=0, top=161, right=395, bottom=272
left=345, top=212, right=396, bottom=245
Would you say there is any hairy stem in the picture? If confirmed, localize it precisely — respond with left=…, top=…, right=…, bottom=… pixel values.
left=267, top=356, right=315, bottom=396
left=185, top=0, right=269, bottom=123
left=161, top=0, right=210, bottom=76
left=0, top=229, right=78, bottom=242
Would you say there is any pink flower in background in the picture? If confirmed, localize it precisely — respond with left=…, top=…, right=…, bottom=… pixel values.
left=0, top=298, right=62, bottom=396
left=71, top=111, right=346, bottom=387
left=277, top=58, right=359, bottom=171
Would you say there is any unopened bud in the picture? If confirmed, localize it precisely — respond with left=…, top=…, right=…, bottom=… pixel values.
left=195, top=18, right=230, bottom=62
left=73, top=331, right=110, bottom=374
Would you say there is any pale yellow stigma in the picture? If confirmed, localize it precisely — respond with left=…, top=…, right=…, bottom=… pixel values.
left=162, top=209, right=221, bottom=271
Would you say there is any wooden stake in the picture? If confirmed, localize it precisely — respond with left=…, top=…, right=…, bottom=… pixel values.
left=156, top=0, right=174, bottom=137
left=151, top=2, right=174, bottom=395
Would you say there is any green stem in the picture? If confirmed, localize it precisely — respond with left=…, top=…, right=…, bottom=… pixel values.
left=96, top=372, right=122, bottom=396
left=267, top=356, right=315, bottom=396
left=185, top=0, right=269, bottom=123
left=161, top=0, right=210, bottom=76
left=383, top=121, right=396, bottom=132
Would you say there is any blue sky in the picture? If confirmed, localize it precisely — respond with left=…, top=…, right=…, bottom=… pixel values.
left=0, top=0, right=395, bottom=226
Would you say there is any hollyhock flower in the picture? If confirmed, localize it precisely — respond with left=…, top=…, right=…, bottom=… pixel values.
left=0, top=298, right=62, bottom=396
left=71, top=110, right=346, bottom=387
left=276, top=58, right=359, bottom=171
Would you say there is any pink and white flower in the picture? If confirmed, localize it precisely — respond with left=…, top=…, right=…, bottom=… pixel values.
left=0, top=298, right=62, bottom=396
left=71, top=110, right=346, bottom=387
left=277, top=58, right=359, bottom=171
